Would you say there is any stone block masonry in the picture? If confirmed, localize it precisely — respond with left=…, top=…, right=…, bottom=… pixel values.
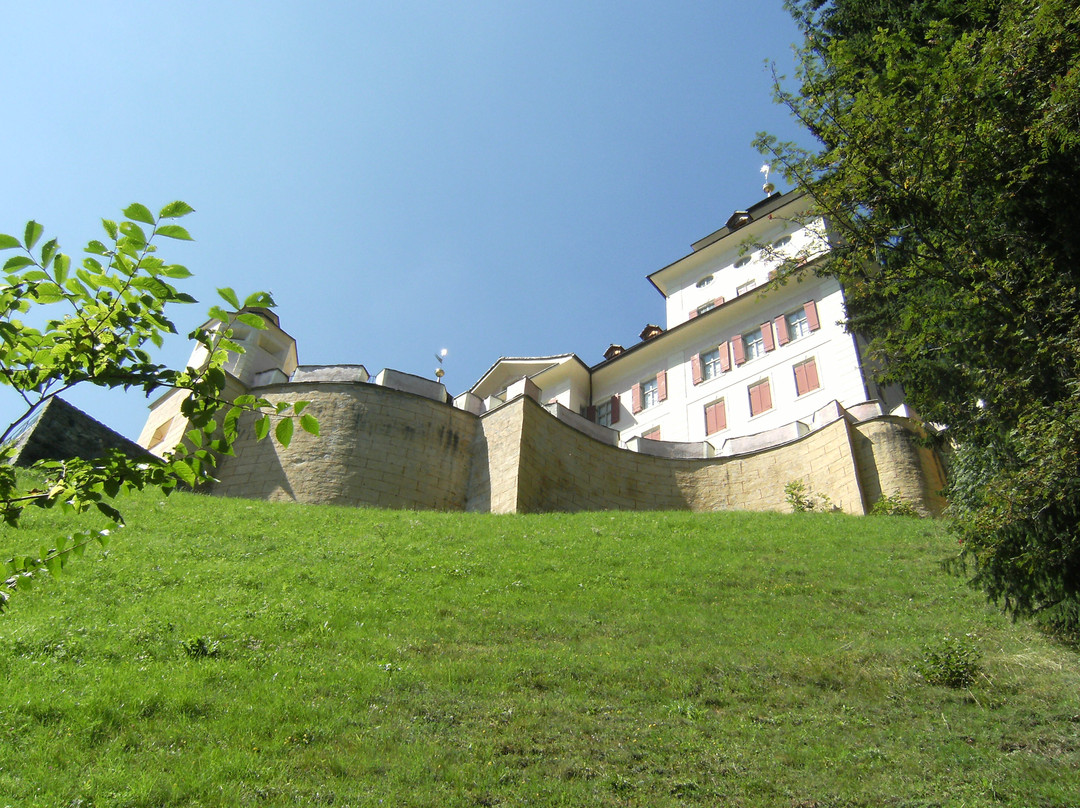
left=207, top=381, right=945, bottom=516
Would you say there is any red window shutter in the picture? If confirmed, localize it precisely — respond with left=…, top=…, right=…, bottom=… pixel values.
left=775, top=315, right=790, bottom=345
left=657, top=370, right=667, bottom=402
left=632, top=383, right=642, bottom=414
left=643, top=428, right=661, bottom=441
left=768, top=269, right=778, bottom=280
left=732, top=336, right=746, bottom=366
left=719, top=341, right=731, bottom=373
left=804, top=300, right=820, bottom=331
left=688, top=309, right=698, bottom=319
left=610, top=395, right=620, bottom=424
left=713, top=296, right=725, bottom=307
left=750, top=380, right=772, bottom=416
left=586, top=405, right=596, bottom=422
left=705, top=400, right=726, bottom=434
left=795, top=358, right=819, bottom=395
left=761, top=322, right=775, bottom=352
left=691, top=353, right=703, bottom=385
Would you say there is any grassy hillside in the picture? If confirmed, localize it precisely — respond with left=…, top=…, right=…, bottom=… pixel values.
left=1, top=490, right=1078, bottom=807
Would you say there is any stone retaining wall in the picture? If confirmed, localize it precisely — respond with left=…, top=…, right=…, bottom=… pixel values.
left=208, top=383, right=945, bottom=516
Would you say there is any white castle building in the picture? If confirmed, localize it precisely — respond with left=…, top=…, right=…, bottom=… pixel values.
left=454, top=189, right=903, bottom=456
left=136, top=188, right=937, bottom=515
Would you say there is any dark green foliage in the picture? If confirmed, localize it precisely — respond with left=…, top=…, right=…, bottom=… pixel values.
left=914, top=635, right=981, bottom=688
left=760, top=0, right=1080, bottom=631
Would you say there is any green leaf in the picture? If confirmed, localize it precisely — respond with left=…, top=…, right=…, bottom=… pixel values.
left=3, top=256, right=35, bottom=271
left=24, top=221, right=43, bottom=250
left=159, top=201, right=195, bottom=219
left=275, top=416, right=294, bottom=447
left=170, top=459, right=197, bottom=487
left=119, top=221, right=147, bottom=244
left=300, top=413, right=320, bottom=436
left=208, top=305, right=231, bottom=324
left=122, top=203, right=155, bottom=225
left=217, top=287, right=240, bottom=309
left=156, top=224, right=193, bottom=241
left=101, top=219, right=118, bottom=240
left=293, top=401, right=309, bottom=414
left=39, top=238, right=58, bottom=269
left=0, top=233, right=21, bottom=250
left=160, top=264, right=193, bottom=279
left=236, top=312, right=267, bottom=329
left=254, top=415, right=271, bottom=441
left=243, top=291, right=275, bottom=309
left=53, top=253, right=70, bottom=285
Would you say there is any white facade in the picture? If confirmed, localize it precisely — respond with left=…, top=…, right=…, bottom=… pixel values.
left=465, top=190, right=898, bottom=455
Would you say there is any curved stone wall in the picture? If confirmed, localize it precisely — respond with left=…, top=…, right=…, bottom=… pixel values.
left=210, top=382, right=479, bottom=511
left=209, top=383, right=945, bottom=516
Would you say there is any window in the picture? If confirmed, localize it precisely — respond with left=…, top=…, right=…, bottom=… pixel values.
left=689, top=296, right=724, bottom=319
left=702, top=347, right=723, bottom=380
left=632, top=371, right=667, bottom=413
left=148, top=417, right=174, bottom=449
left=744, top=327, right=766, bottom=362
left=736, top=279, right=757, bottom=296
left=641, top=376, right=659, bottom=409
left=592, top=395, right=620, bottom=426
left=785, top=308, right=811, bottom=340
left=771, top=235, right=792, bottom=249
left=794, top=358, right=820, bottom=396
left=692, top=343, right=730, bottom=385
left=704, top=399, right=726, bottom=435
left=748, top=379, right=773, bottom=416
left=695, top=274, right=714, bottom=288
left=775, top=300, right=821, bottom=346
left=642, top=427, right=661, bottom=441
left=734, top=255, right=752, bottom=268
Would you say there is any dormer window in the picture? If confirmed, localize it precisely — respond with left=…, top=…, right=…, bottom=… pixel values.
left=695, top=274, right=714, bottom=289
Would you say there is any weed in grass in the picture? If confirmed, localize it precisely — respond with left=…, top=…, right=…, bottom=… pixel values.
left=915, top=634, right=982, bottom=687
left=180, top=635, right=220, bottom=659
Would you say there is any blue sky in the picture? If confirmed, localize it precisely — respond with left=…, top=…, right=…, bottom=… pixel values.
left=2, top=2, right=810, bottom=441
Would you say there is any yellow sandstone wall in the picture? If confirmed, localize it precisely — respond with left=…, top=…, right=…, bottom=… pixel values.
left=209, top=383, right=944, bottom=516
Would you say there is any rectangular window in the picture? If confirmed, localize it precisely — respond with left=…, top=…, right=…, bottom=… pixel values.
left=744, top=327, right=766, bottom=362
left=793, top=358, right=820, bottom=396
left=702, top=347, right=722, bottom=380
left=785, top=308, right=811, bottom=341
left=748, top=379, right=773, bottom=416
left=596, top=399, right=613, bottom=426
left=632, top=371, right=667, bottom=413
left=705, top=399, right=726, bottom=435
left=642, top=376, right=659, bottom=409
left=594, top=394, right=619, bottom=426
left=696, top=300, right=716, bottom=316
left=736, top=280, right=757, bottom=296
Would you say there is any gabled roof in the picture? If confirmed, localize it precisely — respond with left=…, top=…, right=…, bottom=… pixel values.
left=468, top=353, right=590, bottom=398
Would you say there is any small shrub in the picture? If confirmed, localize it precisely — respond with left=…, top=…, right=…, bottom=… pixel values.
left=914, top=635, right=980, bottom=688
left=180, top=636, right=220, bottom=659
left=870, top=492, right=919, bottom=517
left=785, top=479, right=833, bottom=513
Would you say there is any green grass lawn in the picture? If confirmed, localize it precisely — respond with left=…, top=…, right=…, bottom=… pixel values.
left=1, top=489, right=1078, bottom=807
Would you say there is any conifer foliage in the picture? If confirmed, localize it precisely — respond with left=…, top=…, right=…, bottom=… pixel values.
left=759, top=0, right=1080, bottom=632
